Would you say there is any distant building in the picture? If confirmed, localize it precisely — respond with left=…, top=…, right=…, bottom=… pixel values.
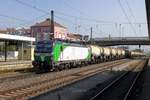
left=66, top=33, right=82, bottom=41
left=16, top=28, right=31, bottom=37
left=31, top=18, right=68, bottom=40
left=0, top=18, right=86, bottom=42
left=0, top=28, right=31, bottom=37
left=132, top=49, right=144, bottom=52
left=118, top=46, right=129, bottom=50
left=82, top=35, right=89, bottom=41
left=0, top=29, right=7, bottom=34
left=66, top=33, right=89, bottom=41
left=0, top=28, right=16, bottom=34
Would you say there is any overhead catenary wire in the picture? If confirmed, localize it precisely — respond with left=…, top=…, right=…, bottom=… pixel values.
left=125, top=0, right=137, bottom=23
left=124, top=0, right=142, bottom=37
left=0, top=0, right=51, bottom=28
left=13, top=0, right=118, bottom=37
left=55, top=15, right=107, bottom=36
left=15, top=0, right=146, bottom=25
left=0, top=0, right=50, bottom=28
left=14, top=0, right=119, bottom=24
left=62, top=0, right=94, bottom=18
left=55, top=15, right=91, bottom=34
left=55, top=15, right=91, bottom=30
left=8, top=0, right=147, bottom=37
left=55, top=0, right=146, bottom=26
left=15, top=0, right=49, bottom=14
left=55, top=11, right=116, bottom=24
left=61, top=0, right=122, bottom=36
left=117, top=0, right=137, bottom=35
left=55, top=15, right=76, bottom=25
left=55, top=11, right=146, bottom=25
left=0, top=14, right=29, bottom=23
left=0, top=14, right=33, bottom=28
left=15, top=13, right=50, bottom=28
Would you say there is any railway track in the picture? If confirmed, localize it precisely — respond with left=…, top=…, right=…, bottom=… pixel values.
left=0, top=61, right=32, bottom=72
left=0, top=72, right=36, bottom=84
left=0, top=59, right=128, bottom=83
left=89, top=59, right=148, bottom=100
left=0, top=59, right=130, bottom=99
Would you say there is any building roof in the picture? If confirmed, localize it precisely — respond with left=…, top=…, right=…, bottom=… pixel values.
left=31, top=18, right=67, bottom=29
left=0, top=28, right=31, bottom=37
left=17, top=28, right=31, bottom=33
left=0, top=29, right=7, bottom=34
left=0, top=28, right=16, bottom=34
left=67, top=33, right=82, bottom=40
left=0, top=33, right=35, bottom=42
left=0, top=28, right=31, bottom=34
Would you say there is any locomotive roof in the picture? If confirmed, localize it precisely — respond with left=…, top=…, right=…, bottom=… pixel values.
left=36, top=39, right=88, bottom=47
left=55, top=40, right=87, bottom=47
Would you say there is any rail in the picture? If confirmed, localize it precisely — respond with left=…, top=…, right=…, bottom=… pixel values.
left=0, top=59, right=129, bottom=99
left=89, top=60, right=147, bottom=100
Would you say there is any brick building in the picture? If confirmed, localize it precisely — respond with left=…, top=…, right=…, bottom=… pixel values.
left=31, top=18, right=68, bottom=40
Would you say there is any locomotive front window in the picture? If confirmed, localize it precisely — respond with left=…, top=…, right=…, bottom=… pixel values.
left=35, top=41, right=53, bottom=53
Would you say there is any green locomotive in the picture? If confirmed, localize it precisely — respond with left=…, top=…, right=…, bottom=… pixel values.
left=33, top=40, right=91, bottom=72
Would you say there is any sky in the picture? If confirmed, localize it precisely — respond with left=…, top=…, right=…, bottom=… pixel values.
left=0, top=0, right=148, bottom=38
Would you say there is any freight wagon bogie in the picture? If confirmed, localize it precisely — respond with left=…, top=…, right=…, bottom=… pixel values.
left=52, top=59, right=90, bottom=71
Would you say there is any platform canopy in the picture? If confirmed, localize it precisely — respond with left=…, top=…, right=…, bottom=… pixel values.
left=0, top=33, right=35, bottom=42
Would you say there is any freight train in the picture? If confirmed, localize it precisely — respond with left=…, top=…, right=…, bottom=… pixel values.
left=32, top=40, right=145, bottom=73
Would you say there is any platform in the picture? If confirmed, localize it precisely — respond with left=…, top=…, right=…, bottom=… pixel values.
left=140, top=59, right=150, bottom=100
left=0, top=60, right=33, bottom=72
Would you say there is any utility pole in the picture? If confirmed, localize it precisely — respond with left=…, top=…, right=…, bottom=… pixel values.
left=145, top=0, right=150, bottom=39
left=51, top=10, right=54, bottom=39
left=122, top=26, right=124, bottom=38
left=90, top=27, right=93, bottom=43
left=139, top=24, right=141, bottom=35
left=119, top=24, right=121, bottom=39
left=109, top=34, right=111, bottom=40
left=139, top=45, right=141, bottom=49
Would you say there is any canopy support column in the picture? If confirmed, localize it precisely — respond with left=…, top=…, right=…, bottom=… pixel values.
left=4, top=41, right=7, bottom=62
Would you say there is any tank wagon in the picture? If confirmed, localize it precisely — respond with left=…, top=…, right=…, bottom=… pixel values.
left=111, top=48, right=117, bottom=60
left=103, top=47, right=112, bottom=61
left=131, top=51, right=146, bottom=58
left=32, top=40, right=145, bottom=73
left=90, top=45, right=103, bottom=63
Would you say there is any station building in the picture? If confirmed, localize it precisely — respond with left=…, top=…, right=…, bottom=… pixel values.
left=0, top=33, right=35, bottom=61
left=31, top=18, right=68, bottom=39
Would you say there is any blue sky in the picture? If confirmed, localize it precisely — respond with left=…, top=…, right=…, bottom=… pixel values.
left=0, top=0, right=148, bottom=38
